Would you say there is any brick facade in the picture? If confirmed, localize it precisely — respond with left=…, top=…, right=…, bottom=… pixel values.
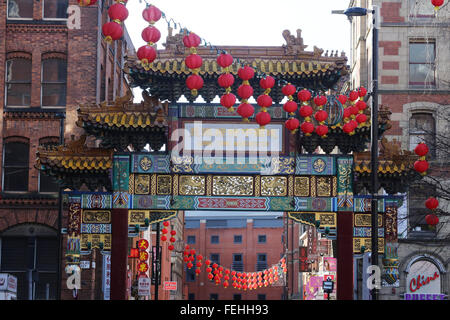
left=0, top=0, right=133, bottom=300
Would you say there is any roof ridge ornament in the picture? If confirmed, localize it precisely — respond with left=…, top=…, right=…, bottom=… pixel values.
left=282, top=29, right=308, bottom=56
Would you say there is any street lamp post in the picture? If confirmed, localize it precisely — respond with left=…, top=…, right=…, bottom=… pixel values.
left=341, top=5, right=381, bottom=300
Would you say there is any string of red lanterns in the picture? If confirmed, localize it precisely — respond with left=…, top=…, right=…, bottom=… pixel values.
left=282, top=83, right=299, bottom=134
left=236, top=66, right=256, bottom=122
left=102, top=0, right=129, bottom=44
left=183, top=244, right=286, bottom=291
left=255, top=76, right=275, bottom=128
left=160, top=220, right=176, bottom=251
left=137, top=5, right=162, bottom=70
left=78, top=0, right=97, bottom=6
left=183, top=32, right=203, bottom=97
left=217, top=53, right=236, bottom=112
left=414, top=142, right=430, bottom=175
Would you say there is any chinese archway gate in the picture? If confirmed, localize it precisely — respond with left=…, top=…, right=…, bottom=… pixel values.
left=36, top=29, right=420, bottom=300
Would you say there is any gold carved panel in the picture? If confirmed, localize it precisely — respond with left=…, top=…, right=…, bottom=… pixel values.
left=128, top=210, right=149, bottom=225
left=157, top=175, right=172, bottom=195
left=316, top=212, right=336, bottom=227
left=179, top=175, right=206, bottom=195
left=81, top=234, right=111, bottom=251
left=353, top=238, right=385, bottom=253
left=316, top=176, right=332, bottom=197
left=294, top=176, right=310, bottom=197
left=261, top=176, right=287, bottom=196
left=135, top=174, right=150, bottom=194
left=354, top=214, right=383, bottom=227
left=212, top=176, right=254, bottom=196
left=82, top=210, right=111, bottom=223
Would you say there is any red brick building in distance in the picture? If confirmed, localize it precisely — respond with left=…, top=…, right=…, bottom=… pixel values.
left=184, top=211, right=285, bottom=300
left=0, top=0, right=133, bottom=300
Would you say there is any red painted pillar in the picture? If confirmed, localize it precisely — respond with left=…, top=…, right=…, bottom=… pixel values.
left=110, top=208, right=128, bottom=300
left=337, top=211, right=354, bottom=300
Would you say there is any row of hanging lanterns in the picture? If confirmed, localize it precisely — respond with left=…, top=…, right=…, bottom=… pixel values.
left=425, top=196, right=439, bottom=226
left=183, top=245, right=286, bottom=290
left=255, top=76, right=275, bottom=128
left=184, top=32, right=204, bottom=96
left=101, top=1, right=129, bottom=44
left=236, top=66, right=256, bottom=122
left=217, top=53, right=236, bottom=111
left=160, top=220, right=177, bottom=251
left=136, top=5, right=162, bottom=70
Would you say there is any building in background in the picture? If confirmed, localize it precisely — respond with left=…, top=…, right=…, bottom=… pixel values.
left=0, top=0, right=133, bottom=300
left=348, top=0, right=450, bottom=300
left=184, top=211, right=285, bottom=300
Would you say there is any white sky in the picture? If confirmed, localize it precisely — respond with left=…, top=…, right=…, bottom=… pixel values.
left=124, top=0, right=352, bottom=56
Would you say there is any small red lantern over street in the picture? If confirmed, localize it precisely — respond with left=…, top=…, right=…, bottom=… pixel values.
left=431, top=0, right=444, bottom=11
left=285, top=118, right=300, bottom=134
left=414, top=143, right=429, bottom=159
left=237, top=103, right=255, bottom=122
left=142, top=5, right=162, bottom=24
left=414, top=159, right=429, bottom=175
left=137, top=45, right=157, bottom=69
left=79, top=0, right=97, bottom=6
left=255, top=111, right=271, bottom=128
left=425, top=214, right=439, bottom=226
left=301, top=121, right=314, bottom=136
left=186, top=74, right=204, bottom=97
left=108, top=2, right=129, bottom=22
left=425, top=197, right=439, bottom=210
left=102, top=21, right=123, bottom=44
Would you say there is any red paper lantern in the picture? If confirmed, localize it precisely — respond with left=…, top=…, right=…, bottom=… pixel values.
left=313, top=95, right=327, bottom=107
left=237, top=84, right=254, bottom=99
left=108, top=3, right=129, bottom=22
left=169, top=237, right=176, bottom=243
left=185, top=54, right=203, bottom=70
left=414, top=143, right=429, bottom=157
left=425, top=214, right=439, bottom=226
left=414, top=160, right=429, bottom=174
left=343, top=107, right=352, bottom=119
left=349, top=90, right=359, bottom=101
left=186, top=74, right=204, bottom=93
left=170, top=230, right=176, bottom=236
left=220, top=93, right=236, bottom=110
left=237, top=66, right=255, bottom=81
left=425, top=197, right=439, bottom=210
left=350, top=120, right=358, bottom=129
left=160, top=235, right=167, bottom=241
left=237, top=103, right=254, bottom=121
left=314, top=110, right=328, bottom=123
left=256, top=95, right=273, bottom=108
left=260, top=76, right=275, bottom=90
left=161, top=228, right=168, bottom=234
left=207, top=273, right=214, bottom=280
left=316, top=124, right=329, bottom=137
left=298, top=89, right=311, bottom=103
left=255, top=111, right=271, bottom=128
left=282, top=84, right=296, bottom=96
left=350, top=105, right=359, bottom=116
left=432, top=0, right=444, bottom=10
left=141, top=26, right=161, bottom=44
left=218, top=73, right=235, bottom=88
left=283, top=101, right=298, bottom=114
left=301, top=121, right=315, bottom=135
left=338, top=94, right=348, bottom=105
left=206, top=267, right=212, bottom=273
left=102, top=21, right=123, bottom=43
left=168, top=244, right=174, bottom=251
left=217, top=53, right=233, bottom=68
left=285, top=118, right=300, bottom=132
left=142, top=5, right=162, bottom=24
left=163, top=221, right=170, bottom=227
left=356, top=113, right=367, bottom=124
left=358, top=87, right=367, bottom=97
left=355, top=100, right=367, bottom=111
left=183, top=32, right=201, bottom=48
left=195, top=268, right=201, bottom=275
left=299, top=105, right=313, bottom=118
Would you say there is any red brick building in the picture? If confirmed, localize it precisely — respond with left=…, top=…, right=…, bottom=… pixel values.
left=184, top=211, right=285, bottom=300
left=0, top=0, right=133, bottom=300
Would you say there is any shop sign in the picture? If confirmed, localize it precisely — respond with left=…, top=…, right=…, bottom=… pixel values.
left=138, top=276, right=151, bottom=296
left=406, top=260, right=441, bottom=294
left=0, top=274, right=17, bottom=293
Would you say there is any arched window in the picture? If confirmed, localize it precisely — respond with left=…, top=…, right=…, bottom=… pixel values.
left=2, top=140, right=29, bottom=192
left=41, top=58, right=67, bottom=107
left=409, top=113, right=436, bottom=159
left=5, top=58, right=32, bottom=107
